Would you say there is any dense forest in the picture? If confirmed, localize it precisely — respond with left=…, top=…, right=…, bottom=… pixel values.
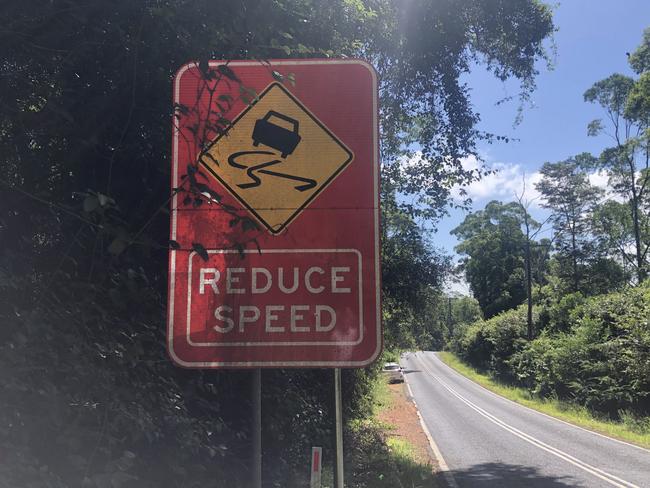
left=450, top=28, right=650, bottom=427
left=0, top=1, right=555, bottom=486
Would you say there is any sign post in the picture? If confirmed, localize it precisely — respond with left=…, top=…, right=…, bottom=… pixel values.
left=334, top=368, right=344, bottom=488
left=252, top=368, right=262, bottom=488
left=169, top=59, right=380, bottom=484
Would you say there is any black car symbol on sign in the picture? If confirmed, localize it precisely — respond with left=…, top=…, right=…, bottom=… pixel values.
left=252, top=111, right=302, bottom=158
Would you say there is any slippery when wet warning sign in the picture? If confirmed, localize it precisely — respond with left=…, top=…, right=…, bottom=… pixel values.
left=200, top=82, right=354, bottom=234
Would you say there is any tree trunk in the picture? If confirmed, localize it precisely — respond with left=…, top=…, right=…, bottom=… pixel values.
left=571, top=230, right=579, bottom=293
left=631, top=198, right=646, bottom=283
left=525, top=237, right=533, bottom=340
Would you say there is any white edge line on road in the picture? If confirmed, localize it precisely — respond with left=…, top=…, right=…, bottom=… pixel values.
left=417, top=356, right=640, bottom=488
left=403, top=362, right=459, bottom=488
left=430, top=352, right=650, bottom=455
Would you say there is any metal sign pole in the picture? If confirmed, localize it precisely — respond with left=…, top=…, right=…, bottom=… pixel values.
left=252, top=368, right=262, bottom=488
left=334, top=368, right=344, bottom=488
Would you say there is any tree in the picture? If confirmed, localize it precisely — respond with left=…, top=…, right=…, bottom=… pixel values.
left=381, top=185, right=450, bottom=350
left=584, top=32, right=650, bottom=282
left=592, top=200, right=639, bottom=277
left=373, top=0, right=555, bottom=220
left=0, top=0, right=556, bottom=485
left=442, top=295, right=483, bottom=345
left=534, top=154, right=604, bottom=292
left=453, top=201, right=528, bottom=318
left=515, top=180, right=548, bottom=339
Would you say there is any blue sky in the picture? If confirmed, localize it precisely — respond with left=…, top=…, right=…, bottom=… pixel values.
left=434, top=1, right=650, bottom=293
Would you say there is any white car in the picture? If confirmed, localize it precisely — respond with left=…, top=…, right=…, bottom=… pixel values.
left=382, top=362, right=404, bottom=383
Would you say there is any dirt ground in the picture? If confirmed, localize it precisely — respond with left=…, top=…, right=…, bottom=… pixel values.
left=376, top=381, right=441, bottom=472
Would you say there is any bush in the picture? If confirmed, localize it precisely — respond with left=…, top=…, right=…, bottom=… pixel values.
left=453, top=305, right=529, bottom=380
left=455, top=283, right=650, bottom=418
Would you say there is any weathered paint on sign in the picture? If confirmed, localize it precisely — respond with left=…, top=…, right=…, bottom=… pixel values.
left=168, top=59, right=380, bottom=368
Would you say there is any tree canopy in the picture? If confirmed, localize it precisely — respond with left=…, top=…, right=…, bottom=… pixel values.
left=0, top=1, right=556, bottom=486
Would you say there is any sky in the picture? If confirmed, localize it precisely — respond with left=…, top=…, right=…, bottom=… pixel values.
left=434, top=1, right=650, bottom=294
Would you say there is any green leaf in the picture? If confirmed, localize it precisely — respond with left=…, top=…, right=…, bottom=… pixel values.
left=217, top=64, right=240, bottom=82
left=287, top=73, right=296, bottom=87
left=272, top=70, right=284, bottom=82
left=192, top=242, right=209, bottom=261
left=168, top=239, right=181, bottom=250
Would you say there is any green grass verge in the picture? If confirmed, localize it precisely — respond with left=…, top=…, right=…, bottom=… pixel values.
left=438, top=351, right=650, bottom=449
left=342, top=376, right=439, bottom=488
left=372, top=374, right=393, bottom=414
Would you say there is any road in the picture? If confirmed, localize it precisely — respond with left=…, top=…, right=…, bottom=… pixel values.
left=401, top=351, right=650, bottom=488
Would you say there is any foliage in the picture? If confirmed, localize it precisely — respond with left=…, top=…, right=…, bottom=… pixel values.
left=375, top=0, right=555, bottom=219
left=452, top=305, right=530, bottom=380
left=381, top=186, right=451, bottom=351
left=629, top=27, right=650, bottom=74
left=452, top=201, right=529, bottom=318
left=583, top=35, right=650, bottom=282
left=439, top=352, right=650, bottom=448
left=0, top=0, right=556, bottom=485
left=453, top=282, right=650, bottom=418
left=535, top=155, right=604, bottom=293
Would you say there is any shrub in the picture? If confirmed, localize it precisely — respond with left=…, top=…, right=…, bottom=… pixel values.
left=455, top=282, right=650, bottom=417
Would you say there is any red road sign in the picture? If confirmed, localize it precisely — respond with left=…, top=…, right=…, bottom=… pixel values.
left=167, top=59, right=380, bottom=368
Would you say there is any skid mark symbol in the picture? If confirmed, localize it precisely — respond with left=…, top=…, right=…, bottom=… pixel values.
left=227, top=151, right=317, bottom=192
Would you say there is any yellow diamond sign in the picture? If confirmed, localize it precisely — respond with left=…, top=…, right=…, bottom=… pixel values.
left=199, top=82, right=354, bottom=234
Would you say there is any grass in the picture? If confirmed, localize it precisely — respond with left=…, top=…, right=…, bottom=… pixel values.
left=438, top=351, right=650, bottom=450
left=341, top=376, right=439, bottom=488
left=372, top=374, right=393, bottom=414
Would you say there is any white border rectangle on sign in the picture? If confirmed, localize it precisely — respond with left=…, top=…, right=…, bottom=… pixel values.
left=185, top=249, right=364, bottom=347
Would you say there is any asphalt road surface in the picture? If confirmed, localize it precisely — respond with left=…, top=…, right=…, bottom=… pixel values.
left=402, top=351, right=650, bottom=488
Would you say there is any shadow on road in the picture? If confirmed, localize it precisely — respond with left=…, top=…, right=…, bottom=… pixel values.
left=401, top=369, right=421, bottom=374
left=442, top=462, right=580, bottom=487
left=348, top=424, right=581, bottom=488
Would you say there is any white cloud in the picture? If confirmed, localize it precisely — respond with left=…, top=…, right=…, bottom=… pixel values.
left=452, top=157, right=542, bottom=207
left=588, top=170, right=609, bottom=190
left=402, top=153, right=620, bottom=210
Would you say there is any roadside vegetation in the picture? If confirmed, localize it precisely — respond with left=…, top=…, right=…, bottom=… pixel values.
left=447, top=283, right=650, bottom=443
left=0, top=0, right=556, bottom=486
left=439, top=352, right=650, bottom=449
left=344, top=374, right=438, bottom=488
left=446, top=27, right=650, bottom=450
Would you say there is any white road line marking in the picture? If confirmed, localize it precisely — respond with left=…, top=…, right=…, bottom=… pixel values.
left=429, top=353, right=650, bottom=454
left=404, top=367, right=459, bottom=488
left=416, top=356, right=640, bottom=488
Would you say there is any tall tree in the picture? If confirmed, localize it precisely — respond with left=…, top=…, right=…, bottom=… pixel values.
left=0, top=1, right=556, bottom=485
left=535, top=154, right=604, bottom=292
left=381, top=185, right=450, bottom=350
left=374, top=0, right=555, bottom=219
left=584, top=32, right=650, bottom=282
left=592, top=200, right=638, bottom=275
left=515, top=181, right=547, bottom=339
left=452, top=201, right=528, bottom=318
